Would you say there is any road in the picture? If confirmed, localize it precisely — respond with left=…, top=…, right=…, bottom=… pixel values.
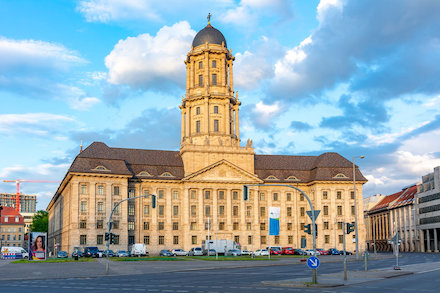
left=2, top=253, right=440, bottom=293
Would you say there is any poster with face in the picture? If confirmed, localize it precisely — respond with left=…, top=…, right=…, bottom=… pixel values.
left=29, top=232, right=47, bottom=261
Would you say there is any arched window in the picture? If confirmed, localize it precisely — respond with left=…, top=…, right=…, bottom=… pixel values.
left=334, top=173, right=348, bottom=178
left=286, top=176, right=298, bottom=181
left=138, top=171, right=151, bottom=176
left=266, top=175, right=278, bottom=180
left=160, top=172, right=173, bottom=177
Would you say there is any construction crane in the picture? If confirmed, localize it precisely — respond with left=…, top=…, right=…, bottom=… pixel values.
left=3, top=179, right=60, bottom=212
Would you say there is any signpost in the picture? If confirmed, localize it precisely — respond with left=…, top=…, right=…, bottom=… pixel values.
left=307, top=256, right=320, bottom=269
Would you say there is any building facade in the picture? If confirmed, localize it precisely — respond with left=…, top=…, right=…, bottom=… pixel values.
left=416, top=166, right=440, bottom=252
left=366, top=185, right=418, bottom=252
left=47, top=22, right=367, bottom=255
left=0, top=206, right=26, bottom=248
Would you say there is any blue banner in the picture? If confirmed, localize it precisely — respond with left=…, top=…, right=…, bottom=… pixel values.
left=269, top=207, right=280, bottom=235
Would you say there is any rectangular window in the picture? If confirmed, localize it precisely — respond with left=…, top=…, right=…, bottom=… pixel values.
left=274, top=236, right=280, bottom=244
left=273, top=193, right=279, bottom=201
left=248, top=235, right=253, bottom=244
left=287, top=193, right=292, bottom=201
left=219, top=205, right=225, bottom=216
left=97, top=185, right=104, bottom=195
left=128, top=221, right=135, bottom=231
left=300, top=207, right=305, bottom=217
left=234, top=235, right=240, bottom=243
left=324, top=221, right=329, bottom=230
left=213, top=119, right=219, bottom=132
left=80, top=201, right=87, bottom=213
left=351, top=205, right=355, bottom=215
left=246, top=206, right=251, bottom=217
left=287, top=207, right=292, bottom=217
left=199, top=75, right=203, bottom=86
left=173, top=222, right=179, bottom=230
left=214, top=105, right=219, bottom=114
left=97, top=235, right=103, bottom=245
left=143, top=189, right=149, bottom=196
left=113, top=220, right=119, bottom=229
left=300, top=195, right=304, bottom=201
left=246, top=222, right=251, bottom=231
left=199, top=61, right=203, bottom=69
left=158, top=222, right=164, bottom=230
left=232, top=191, right=238, bottom=200
left=191, top=205, right=197, bottom=216
left=324, top=205, right=329, bottom=216
left=212, top=73, right=217, bottom=85
left=196, top=107, right=201, bottom=115
left=233, top=222, right=239, bottom=230
left=80, top=184, right=87, bottom=194
left=205, top=205, right=211, bottom=216
left=128, top=188, right=135, bottom=198
left=287, top=223, right=292, bottom=230
left=288, top=235, right=293, bottom=244
left=212, top=60, right=216, bottom=68
left=325, top=235, right=330, bottom=244
left=97, top=202, right=104, bottom=214
left=337, top=191, right=342, bottom=199
left=144, top=205, right=150, bottom=216
left=114, top=235, right=120, bottom=245
left=113, top=202, right=119, bottom=214
left=172, top=190, right=178, bottom=200
left=219, top=222, right=225, bottom=230
left=191, top=190, right=197, bottom=199
left=259, top=192, right=265, bottom=201
left=80, top=220, right=87, bottom=229
left=260, top=222, right=266, bottom=230
left=323, top=191, right=328, bottom=199
left=338, top=235, right=343, bottom=244
left=144, top=222, right=150, bottom=230
left=260, top=207, right=265, bottom=217
left=144, top=236, right=150, bottom=245
left=338, top=221, right=343, bottom=229
left=173, top=205, right=179, bottom=216
left=192, top=236, right=197, bottom=245
left=80, top=235, right=87, bottom=245
left=158, top=190, right=164, bottom=199
left=233, top=206, right=239, bottom=216
left=351, top=191, right=354, bottom=199
left=113, top=186, right=120, bottom=195
left=159, top=205, right=164, bottom=216
left=128, top=203, right=135, bottom=216
left=337, top=205, right=343, bottom=216
left=196, top=120, right=201, bottom=133
left=190, top=222, right=197, bottom=230
left=173, top=236, right=179, bottom=245
left=300, top=223, right=305, bottom=230
left=205, top=190, right=210, bottom=199
left=261, top=236, right=267, bottom=245
left=96, top=220, right=103, bottom=229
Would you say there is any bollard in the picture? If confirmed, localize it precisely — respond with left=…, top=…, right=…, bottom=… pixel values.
left=364, top=251, right=368, bottom=271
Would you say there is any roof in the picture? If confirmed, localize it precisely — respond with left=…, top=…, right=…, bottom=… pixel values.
left=368, top=184, right=417, bottom=213
left=192, top=24, right=227, bottom=48
left=0, top=206, right=25, bottom=225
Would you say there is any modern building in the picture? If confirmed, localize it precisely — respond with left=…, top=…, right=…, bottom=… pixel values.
left=366, top=185, right=418, bottom=252
left=0, top=193, right=36, bottom=235
left=47, top=21, right=367, bottom=255
left=0, top=206, right=26, bottom=248
left=416, top=166, right=440, bottom=252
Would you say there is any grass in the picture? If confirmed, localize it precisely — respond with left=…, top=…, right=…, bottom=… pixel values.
left=111, top=256, right=187, bottom=261
left=187, top=255, right=280, bottom=261
left=11, top=258, right=96, bottom=263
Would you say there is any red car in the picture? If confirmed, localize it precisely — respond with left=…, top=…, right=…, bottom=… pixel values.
left=269, top=248, right=282, bottom=255
left=317, top=249, right=329, bottom=255
left=282, top=247, right=295, bottom=255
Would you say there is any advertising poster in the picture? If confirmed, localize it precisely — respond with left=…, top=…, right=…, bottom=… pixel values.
left=269, top=207, right=280, bottom=236
left=29, top=232, right=47, bottom=261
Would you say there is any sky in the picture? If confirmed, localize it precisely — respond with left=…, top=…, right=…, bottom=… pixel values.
left=1, top=0, right=440, bottom=211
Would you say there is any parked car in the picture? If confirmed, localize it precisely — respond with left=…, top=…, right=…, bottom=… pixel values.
left=188, top=247, right=203, bottom=256
left=269, top=248, right=282, bottom=255
left=241, top=250, right=251, bottom=256
left=317, top=249, right=329, bottom=255
left=254, top=249, right=269, bottom=256
left=327, top=248, right=341, bottom=255
left=159, top=250, right=173, bottom=257
left=84, top=247, right=100, bottom=258
left=294, top=249, right=306, bottom=255
left=171, top=249, right=187, bottom=256
left=205, top=249, right=216, bottom=256
left=305, top=249, right=319, bottom=256
left=57, top=251, right=68, bottom=258
left=282, top=247, right=295, bottom=255
left=103, top=250, right=115, bottom=257
left=225, top=249, right=241, bottom=256
left=117, top=250, right=130, bottom=257
left=131, top=243, right=148, bottom=257
left=72, top=251, right=83, bottom=258
left=340, top=250, right=352, bottom=255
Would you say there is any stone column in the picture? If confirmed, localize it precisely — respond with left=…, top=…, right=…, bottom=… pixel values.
left=420, top=228, right=425, bottom=252
left=224, top=103, right=229, bottom=135
left=181, top=108, right=185, bottom=139
left=204, top=97, right=209, bottom=136
left=434, top=228, right=438, bottom=252
left=234, top=105, right=239, bottom=141
left=427, top=229, right=431, bottom=252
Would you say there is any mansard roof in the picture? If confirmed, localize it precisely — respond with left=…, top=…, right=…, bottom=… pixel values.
left=68, top=142, right=366, bottom=183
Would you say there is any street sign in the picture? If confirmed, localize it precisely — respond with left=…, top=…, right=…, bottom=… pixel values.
left=307, top=256, right=320, bottom=269
left=306, top=210, right=320, bottom=221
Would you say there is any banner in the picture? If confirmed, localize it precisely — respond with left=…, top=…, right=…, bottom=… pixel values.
left=29, top=232, right=47, bottom=261
left=269, top=207, right=280, bottom=236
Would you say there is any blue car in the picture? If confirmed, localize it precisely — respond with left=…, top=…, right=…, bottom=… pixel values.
left=159, top=250, right=173, bottom=256
left=57, top=251, right=68, bottom=258
left=327, top=248, right=341, bottom=255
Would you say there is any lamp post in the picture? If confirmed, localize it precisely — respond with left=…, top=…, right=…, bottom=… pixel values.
left=353, top=155, right=364, bottom=259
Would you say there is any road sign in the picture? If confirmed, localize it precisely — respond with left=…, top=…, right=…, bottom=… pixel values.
left=306, top=210, right=320, bottom=221
left=307, top=256, right=320, bottom=269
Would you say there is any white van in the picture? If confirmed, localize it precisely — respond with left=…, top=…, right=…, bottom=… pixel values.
left=1, top=247, right=29, bottom=259
left=130, top=243, right=148, bottom=257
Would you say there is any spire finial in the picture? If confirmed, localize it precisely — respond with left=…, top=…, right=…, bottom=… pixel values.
left=207, top=13, right=211, bottom=24
left=80, top=138, right=83, bottom=153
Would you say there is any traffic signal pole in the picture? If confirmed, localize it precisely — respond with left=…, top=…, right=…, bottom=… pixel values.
left=105, top=194, right=156, bottom=275
left=343, top=222, right=347, bottom=280
left=244, top=184, right=318, bottom=284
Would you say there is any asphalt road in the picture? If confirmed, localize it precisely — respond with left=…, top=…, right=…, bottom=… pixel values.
left=2, top=253, right=440, bottom=293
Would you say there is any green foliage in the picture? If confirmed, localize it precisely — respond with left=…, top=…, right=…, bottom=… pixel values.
left=29, top=210, right=48, bottom=233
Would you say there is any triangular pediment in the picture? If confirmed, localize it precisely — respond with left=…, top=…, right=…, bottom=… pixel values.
left=183, top=159, right=262, bottom=183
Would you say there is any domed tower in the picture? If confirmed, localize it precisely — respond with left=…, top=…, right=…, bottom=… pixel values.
left=180, top=17, right=254, bottom=176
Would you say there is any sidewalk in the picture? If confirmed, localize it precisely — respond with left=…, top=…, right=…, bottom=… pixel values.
left=261, top=261, right=440, bottom=288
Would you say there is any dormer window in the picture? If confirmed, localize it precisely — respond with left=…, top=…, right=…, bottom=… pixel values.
left=266, top=175, right=278, bottom=180
left=334, top=173, right=348, bottom=178
left=138, top=171, right=151, bottom=176
left=93, top=165, right=109, bottom=171
left=160, top=172, right=173, bottom=177
left=286, top=176, right=299, bottom=181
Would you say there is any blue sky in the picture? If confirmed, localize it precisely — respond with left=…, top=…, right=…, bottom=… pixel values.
left=1, top=0, right=440, bottom=210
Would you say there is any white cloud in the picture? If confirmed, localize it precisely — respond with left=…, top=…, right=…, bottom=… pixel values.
left=316, top=0, right=345, bottom=23
left=105, top=21, right=196, bottom=91
left=235, top=50, right=272, bottom=89
left=77, top=0, right=160, bottom=22
left=251, top=101, right=282, bottom=129
left=57, top=85, right=101, bottom=110
left=0, top=113, right=75, bottom=135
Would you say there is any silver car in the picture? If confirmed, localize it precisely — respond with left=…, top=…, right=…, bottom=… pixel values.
left=171, top=249, right=187, bottom=256
left=188, top=247, right=203, bottom=256
left=225, top=249, right=241, bottom=256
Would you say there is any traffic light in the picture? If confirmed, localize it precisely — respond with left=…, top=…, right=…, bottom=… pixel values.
left=243, top=185, right=249, bottom=201
left=105, top=232, right=110, bottom=241
left=151, top=194, right=156, bottom=208
left=346, top=223, right=355, bottom=234
left=304, top=224, right=311, bottom=235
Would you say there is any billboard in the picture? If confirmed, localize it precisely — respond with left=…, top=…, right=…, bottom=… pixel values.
left=29, top=232, right=47, bottom=261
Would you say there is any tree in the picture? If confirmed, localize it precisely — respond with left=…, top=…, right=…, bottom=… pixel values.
left=30, top=210, right=48, bottom=233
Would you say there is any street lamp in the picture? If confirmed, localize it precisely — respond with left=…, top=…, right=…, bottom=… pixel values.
left=353, top=155, right=364, bottom=259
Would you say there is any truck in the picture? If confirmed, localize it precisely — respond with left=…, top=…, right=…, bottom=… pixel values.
left=202, top=240, right=240, bottom=255
left=130, top=243, right=148, bottom=257
left=1, top=247, right=29, bottom=259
